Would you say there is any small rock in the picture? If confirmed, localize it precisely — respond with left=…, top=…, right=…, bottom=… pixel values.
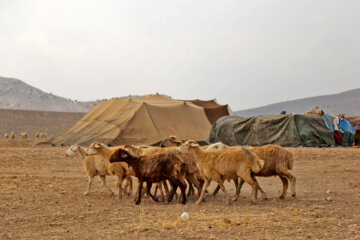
left=326, top=197, right=332, bottom=202
left=61, top=191, right=67, bottom=195
left=11, top=176, right=17, bottom=179
left=326, top=189, right=331, bottom=194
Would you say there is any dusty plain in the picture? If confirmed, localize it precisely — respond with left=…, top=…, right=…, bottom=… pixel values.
left=1, top=139, right=360, bottom=239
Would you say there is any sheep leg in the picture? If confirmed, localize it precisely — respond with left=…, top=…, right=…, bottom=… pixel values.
left=153, top=183, right=159, bottom=197
left=187, top=173, right=202, bottom=197
left=280, top=170, right=296, bottom=198
left=236, top=178, right=245, bottom=199
left=158, top=182, right=165, bottom=202
left=279, top=176, right=289, bottom=199
left=241, top=173, right=259, bottom=203
left=177, top=179, right=187, bottom=204
left=196, top=178, right=210, bottom=205
left=231, top=178, right=239, bottom=201
left=217, top=179, right=230, bottom=204
left=251, top=175, right=267, bottom=200
left=100, top=175, right=114, bottom=196
left=186, top=178, right=195, bottom=197
left=84, top=175, right=94, bottom=196
left=212, top=185, right=221, bottom=196
left=117, top=176, right=125, bottom=200
left=135, top=179, right=144, bottom=205
left=122, top=176, right=133, bottom=196
left=164, top=180, right=178, bottom=200
left=146, top=182, right=159, bottom=202
left=167, top=181, right=178, bottom=203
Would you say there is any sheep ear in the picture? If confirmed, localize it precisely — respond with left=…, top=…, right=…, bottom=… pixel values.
left=123, top=145, right=139, bottom=157
left=94, top=143, right=101, bottom=149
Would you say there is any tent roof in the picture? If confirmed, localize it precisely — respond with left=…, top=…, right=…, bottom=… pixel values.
left=46, top=94, right=212, bottom=146
left=209, top=114, right=335, bottom=147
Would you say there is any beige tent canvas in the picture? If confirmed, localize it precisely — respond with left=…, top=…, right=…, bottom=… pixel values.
left=46, top=94, right=212, bottom=146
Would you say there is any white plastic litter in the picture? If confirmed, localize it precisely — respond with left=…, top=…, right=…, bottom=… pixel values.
left=180, top=212, right=189, bottom=220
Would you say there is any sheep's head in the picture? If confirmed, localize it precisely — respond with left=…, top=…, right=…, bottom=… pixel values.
left=85, top=142, right=104, bottom=156
left=251, top=155, right=265, bottom=174
left=179, top=140, right=199, bottom=153
left=65, top=145, right=80, bottom=157
left=109, top=147, right=137, bottom=163
left=206, top=142, right=227, bottom=151
left=160, top=135, right=182, bottom=147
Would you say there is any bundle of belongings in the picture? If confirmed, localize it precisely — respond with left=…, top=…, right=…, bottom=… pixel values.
left=342, top=114, right=360, bottom=147
left=322, top=114, right=355, bottom=147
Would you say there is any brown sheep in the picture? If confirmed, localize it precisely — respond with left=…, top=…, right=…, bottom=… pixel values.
left=10, top=132, right=15, bottom=139
left=4, top=133, right=9, bottom=139
left=246, top=145, right=296, bottom=199
left=109, top=146, right=188, bottom=205
left=35, top=133, right=40, bottom=138
left=126, top=144, right=203, bottom=198
left=179, top=140, right=264, bottom=204
left=20, top=132, right=28, bottom=139
left=85, top=142, right=134, bottom=199
left=209, top=143, right=296, bottom=200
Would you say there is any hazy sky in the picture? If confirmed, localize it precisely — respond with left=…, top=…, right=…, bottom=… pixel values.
left=0, top=0, right=359, bottom=110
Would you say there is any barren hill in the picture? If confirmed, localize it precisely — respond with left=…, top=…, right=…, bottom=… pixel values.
left=0, top=76, right=99, bottom=112
left=236, top=88, right=360, bottom=117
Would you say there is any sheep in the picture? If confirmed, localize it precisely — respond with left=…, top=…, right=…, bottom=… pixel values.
left=81, top=142, right=134, bottom=199
left=4, top=133, right=9, bottom=139
left=10, top=132, right=15, bottom=139
left=159, top=135, right=182, bottom=147
left=158, top=138, right=202, bottom=197
left=126, top=144, right=203, bottom=199
left=246, top=145, right=296, bottom=199
left=20, top=132, right=28, bottom=139
left=208, top=142, right=296, bottom=200
left=206, top=143, right=240, bottom=198
left=65, top=144, right=115, bottom=196
left=35, top=133, right=40, bottom=138
left=40, top=132, right=48, bottom=139
left=109, top=146, right=188, bottom=205
left=179, top=140, right=264, bottom=204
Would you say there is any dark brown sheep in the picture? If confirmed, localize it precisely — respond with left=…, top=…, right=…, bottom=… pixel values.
left=109, top=147, right=188, bottom=205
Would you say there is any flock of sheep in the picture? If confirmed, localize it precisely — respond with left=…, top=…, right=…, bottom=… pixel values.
left=65, top=135, right=296, bottom=205
left=3, top=132, right=47, bottom=139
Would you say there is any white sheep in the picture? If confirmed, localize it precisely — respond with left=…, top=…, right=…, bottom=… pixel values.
left=179, top=140, right=264, bottom=204
left=65, top=144, right=132, bottom=198
left=84, top=142, right=133, bottom=199
left=65, top=144, right=115, bottom=196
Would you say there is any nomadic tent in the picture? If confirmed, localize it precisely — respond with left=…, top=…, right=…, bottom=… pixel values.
left=46, top=94, right=212, bottom=146
left=209, top=114, right=335, bottom=147
left=188, top=99, right=235, bottom=124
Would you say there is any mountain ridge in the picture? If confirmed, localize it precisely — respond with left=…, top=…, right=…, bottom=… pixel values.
left=236, top=88, right=360, bottom=117
left=0, top=76, right=100, bottom=112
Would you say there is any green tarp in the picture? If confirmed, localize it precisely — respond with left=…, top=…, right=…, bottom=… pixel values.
left=209, top=114, right=335, bottom=147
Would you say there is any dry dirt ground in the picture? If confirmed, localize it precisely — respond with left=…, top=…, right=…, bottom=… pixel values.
left=1, top=139, right=360, bottom=240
